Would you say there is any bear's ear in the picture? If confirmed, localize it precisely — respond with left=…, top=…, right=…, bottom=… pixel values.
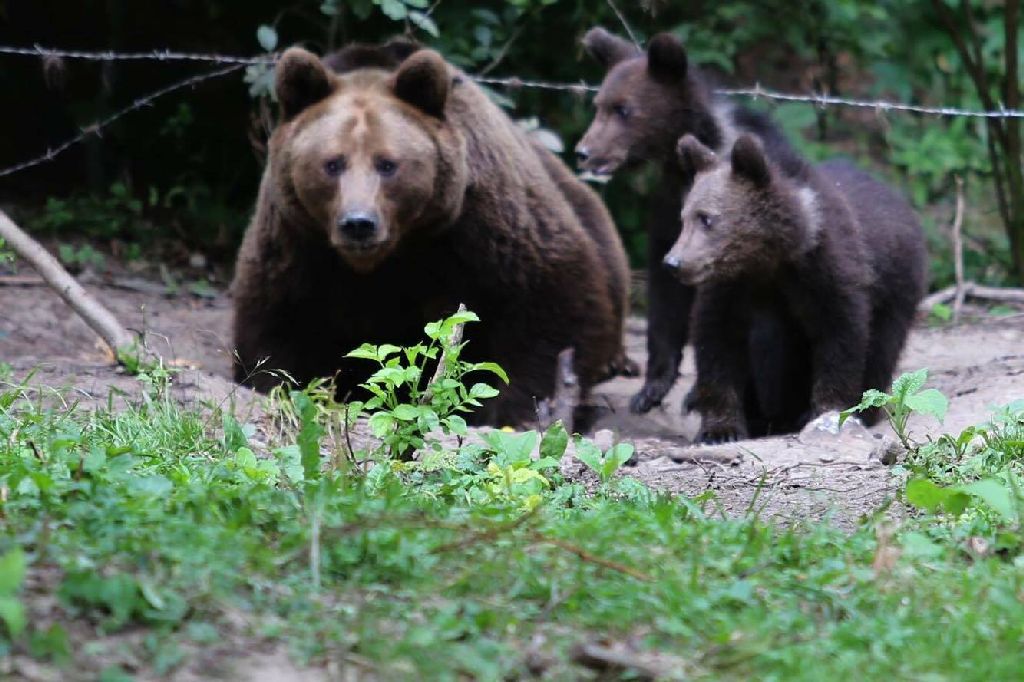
left=646, top=33, right=688, bottom=83
left=730, top=135, right=772, bottom=187
left=582, top=27, right=639, bottom=69
left=392, top=49, right=449, bottom=118
left=676, top=134, right=717, bottom=177
left=275, top=47, right=334, bottom=120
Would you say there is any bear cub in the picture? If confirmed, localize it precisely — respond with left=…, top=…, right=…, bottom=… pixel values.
left=664, top=134, right=927, bottom=443
left=576, top=28, right=807, bottom=416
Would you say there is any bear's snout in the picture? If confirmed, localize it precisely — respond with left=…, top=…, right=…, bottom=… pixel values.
left=337, top=211, right=380, bottom=243
left=662, top=252, right=681, bottom=270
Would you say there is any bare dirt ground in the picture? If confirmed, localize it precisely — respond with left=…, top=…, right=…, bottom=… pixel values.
left=2, top=269, right=1024, bottom=534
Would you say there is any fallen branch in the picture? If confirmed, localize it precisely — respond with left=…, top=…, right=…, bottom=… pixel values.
left=571, top=641, right=684, bottom=680
left=919, top=281, right=1024, bottom=311
left=0, top=209, right=135, bottom=358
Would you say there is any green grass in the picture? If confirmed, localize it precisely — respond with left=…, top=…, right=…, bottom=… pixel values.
left=2, top=358, right=1024, bottom=680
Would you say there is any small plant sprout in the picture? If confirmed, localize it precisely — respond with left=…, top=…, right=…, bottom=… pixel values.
left=841, top=368, right=949, bottom=449
left=573, top=436, right=635, bottom=485
left=346, top=308, right=508, bottom=459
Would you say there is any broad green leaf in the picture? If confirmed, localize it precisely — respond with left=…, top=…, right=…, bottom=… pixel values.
left=256, top=25, right=278, bottom=52
left=574, top=438, right=603, bottom=475
left=904, top=388, right=948, bottom=423
left=392, top=404, right=420, bottom=421
left=892, top=368, right=928, bottom=401
left=0, top=550, right=26, bottom=595
left=958, top=479, right=1015, bottom=520
left=905, top=478, right=954, bottom=512
left=377, top=0, right=408, bottom=20
left=540, top=421, right=569, bottom=461
left=369, top=411, right=396, bottom=438
left=470, top=362, right=509, bottom=384
left=469, top=383, right=499, bottom=400
left=0, top=595, right=25, bottom=636
left=604, top=443, right=635, bottom=472
left=129, top=475, right=173, bottom=498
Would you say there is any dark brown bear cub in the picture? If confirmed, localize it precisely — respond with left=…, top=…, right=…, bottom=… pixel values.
left=664, top=134, right=927, bottom=443
left=576, top=28, right=806, bottom=415
left=231, top=44, right=631, bottom=426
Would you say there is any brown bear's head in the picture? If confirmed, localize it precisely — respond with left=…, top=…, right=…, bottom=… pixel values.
left=663, top=134, right=819, bottom=285
left=575, top=29, right=712, bottom=179
left=270, top=46, right=468, bottom=272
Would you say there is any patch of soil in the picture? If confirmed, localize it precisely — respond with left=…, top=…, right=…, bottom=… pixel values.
left=3, top=272, right=1024, bottom=532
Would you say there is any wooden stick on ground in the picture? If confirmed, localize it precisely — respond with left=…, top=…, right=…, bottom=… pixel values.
left=0, top=209, right=134, bottom=358
left=919, top=282, right=1024, bottom=311
left=951, top=176, right=967, bottom=323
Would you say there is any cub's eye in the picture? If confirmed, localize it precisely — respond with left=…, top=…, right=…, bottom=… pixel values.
left=697, top=212, right=715, bottom=230
left=324, top=157, right=345, bottom=177
left=612, top=104, right=631, bottom=120
left=375, top=158, right=398, bottom=177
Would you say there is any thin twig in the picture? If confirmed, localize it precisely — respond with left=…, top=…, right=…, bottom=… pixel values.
left=431, top=506, right=540, bottom=554
left=919, top=282, right=1024, bottom=310
left=952, top=176, right=967, bottom=322
left=604, top=0, right=641, bottom=49
left=533, top=534, right=652, bottom=581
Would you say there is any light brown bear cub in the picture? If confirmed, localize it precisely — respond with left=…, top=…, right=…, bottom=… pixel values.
left=231, top=44, right=632, bottom=426
left=664, top=134, right=927, bottom=443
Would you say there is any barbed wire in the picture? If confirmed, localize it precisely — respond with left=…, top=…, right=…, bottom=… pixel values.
left=716, top=85, right=1024, bottom=119
left=2, top=43, right=1024, bottom=180
left=0, top=44, right=272, bottom=64
left=0, top=63, right=246, bottom=179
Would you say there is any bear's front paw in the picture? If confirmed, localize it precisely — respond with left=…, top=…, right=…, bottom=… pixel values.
left=629, top=379, right=672, bottom=414
left=696, top=417, right=748, bottom=445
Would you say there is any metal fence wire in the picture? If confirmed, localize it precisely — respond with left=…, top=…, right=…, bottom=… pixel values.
left=1, top=44, right=1023, bottom=180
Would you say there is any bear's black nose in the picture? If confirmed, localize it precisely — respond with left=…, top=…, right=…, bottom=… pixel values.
left=575, top=147, right=590, bottom=164
left=663, top=253, right=681, bottom=270
left=338, top=212, right=379, bottom=241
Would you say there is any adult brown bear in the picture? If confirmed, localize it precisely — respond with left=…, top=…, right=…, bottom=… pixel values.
left=231, top=42, right=631, bottom=425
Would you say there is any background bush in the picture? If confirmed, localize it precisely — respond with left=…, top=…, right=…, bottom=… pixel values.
left=0, top=0, right=1019, bottom=285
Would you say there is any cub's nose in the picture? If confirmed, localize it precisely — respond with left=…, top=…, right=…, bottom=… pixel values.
left=575, top=146, right=590, bottom=164
left=663, top=253, right=682, bottom=270
left=338, top=212, right=379, bottom=241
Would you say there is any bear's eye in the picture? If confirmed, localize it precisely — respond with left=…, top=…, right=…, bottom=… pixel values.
left=697, top=212, right=715, bottom=230
left=612, top=104, right=631, bottom=120
left=324, top=157, right=346, bottom=177
left=375, top=158, right=398, bottom=177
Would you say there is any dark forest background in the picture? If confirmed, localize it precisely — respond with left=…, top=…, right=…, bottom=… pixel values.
left=0, top=0, right=1021, bottom=287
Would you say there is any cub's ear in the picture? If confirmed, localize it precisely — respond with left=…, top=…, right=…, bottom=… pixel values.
left=647, top=33, right=688, bottom=83
left=275, top=47, right=334, bottom=120
left=730, top=135, right=771, bottom=187
left=582, top=27, right=639, bottom=69
left=677, top=134, right=717, bottom=177
left=392, top=49, right=449, bottom=118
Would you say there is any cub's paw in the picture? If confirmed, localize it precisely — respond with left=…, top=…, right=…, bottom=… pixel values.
left=601, top=350, right=641, bottom=381
left=629, top=379, right=672, bottom=414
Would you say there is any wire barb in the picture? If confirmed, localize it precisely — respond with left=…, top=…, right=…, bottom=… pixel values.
left=0, top=63, right=246, bottom=179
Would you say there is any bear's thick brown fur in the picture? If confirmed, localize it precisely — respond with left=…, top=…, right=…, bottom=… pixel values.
left=664, top=134, right=927, bottom=443
left=576, top=28, right=805, bottom=415
left=231, top=42, right=631, bottom=425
